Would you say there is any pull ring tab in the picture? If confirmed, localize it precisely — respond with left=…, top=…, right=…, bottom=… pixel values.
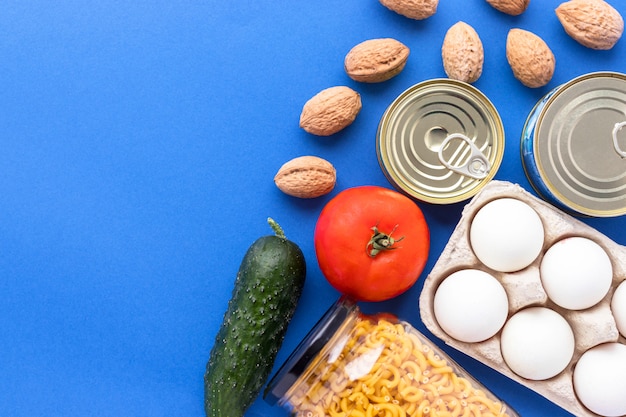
left=612, top=121, right=626, bottom=159
left=437, top=133, right=491, bottom=180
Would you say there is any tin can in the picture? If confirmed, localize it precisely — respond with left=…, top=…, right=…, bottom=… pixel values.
left=265, top=297, right=519, bottom=417
left=521, top=72, right=626, bottom=217
left=377, top=79, right=505, bottom=204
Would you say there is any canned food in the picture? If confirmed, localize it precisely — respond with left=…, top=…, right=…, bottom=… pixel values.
left=265, top=297, right=519, bottom=417
left=521, top=71, right=626, bottom=217
left=377, top=79, right=505, bottom=204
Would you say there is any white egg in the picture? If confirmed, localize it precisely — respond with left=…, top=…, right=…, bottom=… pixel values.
left=611, top=281, right=626, bottom=338
left=500, top=307, right=574, bottom=380
left=433, top=269, right=508, bottom=343
left=469, top=198, right=544, bottom=272
left=540, top=237, right=613, bottom=310
left=573, top=343, right=626, bottom=417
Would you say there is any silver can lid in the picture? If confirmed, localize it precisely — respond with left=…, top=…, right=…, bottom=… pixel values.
left=534, top=72, right=626, bottom=217
left=377, top=79, right=504, bottom=204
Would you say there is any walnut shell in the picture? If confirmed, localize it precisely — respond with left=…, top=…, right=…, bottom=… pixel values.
left=299, top=86, right=362, bottom=136
left=379, top=0, right=439, bottom=20
left=486, top=0, right=530, bottom=15
left=345, top=38, right=410, bottom=83
left=506, top=28, right=556, bottom=88
left=274, top=156, right=336, bottom=198
left=556, top=0, right=624, bottom=50
left=442, top=21, right=484, bottom=84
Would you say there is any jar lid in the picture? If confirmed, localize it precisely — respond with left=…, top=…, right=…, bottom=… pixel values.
left=263, top=296, right=357, bottom=405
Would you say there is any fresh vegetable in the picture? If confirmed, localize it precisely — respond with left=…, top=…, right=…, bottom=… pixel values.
left=204, top=218, right=306, bottom=417
left=314, top=186, right=429, bottom=302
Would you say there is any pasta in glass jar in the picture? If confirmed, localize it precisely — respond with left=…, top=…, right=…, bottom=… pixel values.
left=265, top=297, right=519, bottom=417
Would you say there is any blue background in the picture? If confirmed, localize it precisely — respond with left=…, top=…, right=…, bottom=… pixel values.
left=1, top=1, right=625, bottom=416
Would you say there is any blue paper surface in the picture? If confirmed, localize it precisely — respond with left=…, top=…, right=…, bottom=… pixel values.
left=1, top=1, right=625, bottom=416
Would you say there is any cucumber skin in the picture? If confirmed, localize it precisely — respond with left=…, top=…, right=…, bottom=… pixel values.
left=204, top=234, right=306, bottom=417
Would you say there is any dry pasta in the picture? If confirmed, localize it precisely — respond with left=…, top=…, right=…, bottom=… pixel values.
left=285, top=316, right=511, bottom=417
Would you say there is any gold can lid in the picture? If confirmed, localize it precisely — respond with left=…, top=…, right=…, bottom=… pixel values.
left=377, top=79, right=504, bottom=204
left=533, top=72, right=626, bottom=217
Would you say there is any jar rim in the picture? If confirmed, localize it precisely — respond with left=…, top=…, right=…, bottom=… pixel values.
left=263, top=296, right=358, bottom=405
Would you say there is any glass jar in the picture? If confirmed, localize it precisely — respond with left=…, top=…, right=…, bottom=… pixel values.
left=265, top=297, right=519, bottom=417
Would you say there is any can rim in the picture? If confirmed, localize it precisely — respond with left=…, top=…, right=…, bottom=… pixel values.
left=377, top=78, right=505, bottom=204
left=532, top=71, right=626, bottom=217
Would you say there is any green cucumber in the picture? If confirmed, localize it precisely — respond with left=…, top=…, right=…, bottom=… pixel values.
left=204, top=218, right=306, bottom=417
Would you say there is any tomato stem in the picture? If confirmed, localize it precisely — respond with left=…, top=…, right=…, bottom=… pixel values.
left=366, top=224, right=404, bottom=257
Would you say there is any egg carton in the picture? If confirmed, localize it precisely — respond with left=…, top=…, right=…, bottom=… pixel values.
left=419, top=180, right=626, bottom=417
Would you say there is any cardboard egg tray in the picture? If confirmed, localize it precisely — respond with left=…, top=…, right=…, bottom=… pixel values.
left=419, top=180, right=626, bottom=417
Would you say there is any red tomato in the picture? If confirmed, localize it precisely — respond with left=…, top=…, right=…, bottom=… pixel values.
left=314, top=185, right=430, bottom=302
